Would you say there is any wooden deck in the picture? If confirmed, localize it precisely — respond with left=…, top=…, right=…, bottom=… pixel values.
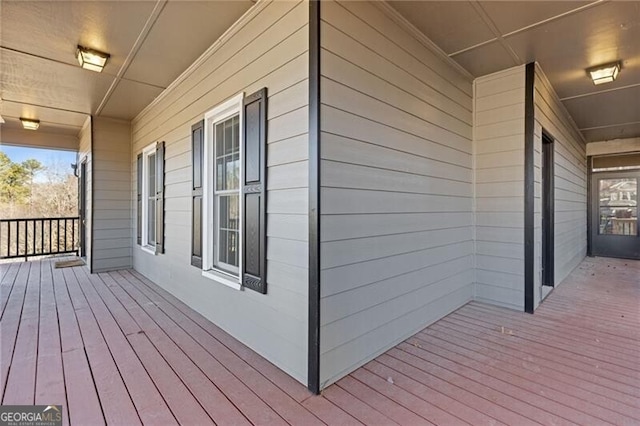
left=1, top=256, right=638, bottom=425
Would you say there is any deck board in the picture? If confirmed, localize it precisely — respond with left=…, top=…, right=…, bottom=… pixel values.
left=61, top=267, right=141, bottom=425
left=50, top=265, right=103, bottom=425
left=0, top=261, right=30, bottom=400
left=1, top=256, right=638, bottom=425
left=414, top=328, right=639, bottom=423
left=0, top=262, right=20, bottom=317
left=435, top=316, right=640, bottom=399
left=35, top=261, right=68, bottom=426
left=3, top=260, right=39, bottom=405
left=73, top=268, right=175, bottom=425
left=113, top=269, right=318, bottom=426
left=128, top=268, right=313, bottom=404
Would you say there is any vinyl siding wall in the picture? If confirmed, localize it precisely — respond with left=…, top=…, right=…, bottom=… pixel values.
left=473, top=66, right=526, bottom=310
left=77, top=117, right=92, bottom=270
left=319, top=0, right=474, bottom=388
left=92, top=117, right=132, bottom=272
left=130, top=0, right=309, bottom=383
left=533, top=65, right=587, bottom=306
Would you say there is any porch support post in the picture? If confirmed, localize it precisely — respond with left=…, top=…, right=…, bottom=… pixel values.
left=586, top=156, right=593, bottom=257
left=308, top=0, right=322, bottom=394
left=524, top=62, right=535, bottom=314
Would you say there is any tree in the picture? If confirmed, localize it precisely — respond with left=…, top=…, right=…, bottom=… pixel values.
left=0, top=152, right=29, bottom=204
left=21, top=158, right=44, bottom=213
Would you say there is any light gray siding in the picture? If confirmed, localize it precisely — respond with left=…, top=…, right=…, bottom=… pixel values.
left=319, top=0, right=474, bottom=388
left=130, top=0, right=309, bottom=384
left=533, top=65, right=587, bottom=306
left=474, top=66, right=526, bottom=310
left=77, top=117, right=92, bottom=270
left=92, top=117, right=132, bottom=272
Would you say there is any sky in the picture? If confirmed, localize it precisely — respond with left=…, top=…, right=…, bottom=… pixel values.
left=1, top=145, right=76, bottom=165
left=0, top=145, right=77, bottom=182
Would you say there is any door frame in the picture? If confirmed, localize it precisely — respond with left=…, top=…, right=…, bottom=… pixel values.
left=79, top=159, right=87, bottom=258
left=541, top=131, right=555, bottom=287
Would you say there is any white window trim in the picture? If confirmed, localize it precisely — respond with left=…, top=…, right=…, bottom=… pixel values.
left=202, top=92, right=244, bottom=289
left=141, top=142, right=157, bottom=254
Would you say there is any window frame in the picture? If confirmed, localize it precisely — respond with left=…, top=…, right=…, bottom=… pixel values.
left=141, top=142, right=158, bottom=254
left=202, top=93, right=244, bottom=290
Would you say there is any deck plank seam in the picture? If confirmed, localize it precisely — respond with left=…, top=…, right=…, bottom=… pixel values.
left=118, top=269, right=333, bottom=425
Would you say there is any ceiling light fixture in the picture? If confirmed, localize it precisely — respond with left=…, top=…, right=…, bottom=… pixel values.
left=20, top=117, right=40, bottom=130
left=76, top=45, right=110, bottom=72
left=587, top=61, right=621, bottom=85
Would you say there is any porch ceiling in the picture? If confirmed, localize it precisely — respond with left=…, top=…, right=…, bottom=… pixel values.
left=391, top=0, right=640, bottom=143
left=0, top=0, right=252, bottom=138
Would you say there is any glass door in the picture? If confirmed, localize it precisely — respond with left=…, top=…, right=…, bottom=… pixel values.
left=592, top=172, right=639, bottom=259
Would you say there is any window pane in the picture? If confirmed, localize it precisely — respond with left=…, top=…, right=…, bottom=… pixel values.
left=224, top=119, right=233, bottom=155
left=219, top=229, right=228, bottom=264
left=216, top=157, right=225, bottom=191
left=226, top=153, right=239, bottom=190
left=148, top=199, right=156, bottom=244
left=219, top=196, right=228, bottom=229
left=232, top=115, right=240, bottom=152
left=215, top=123, right=224, bottom=159
left=148, top=153, right=156, bottom=195
left=229, top=194, right=239, bottom=230
left=598, top=178, right=637, bottom=235
left=216, top=194, right=239, bottom=269
left=228, top=230, right=238, bottom=266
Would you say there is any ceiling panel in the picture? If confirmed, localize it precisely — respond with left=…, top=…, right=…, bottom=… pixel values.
left=124, top=1, right=252, bottom=88
left=504, top=1, right=640, bottom=98
left=480, top=1, right=592, bottom=35
left=1, top=100, right=88, bottom=128
left=389, top=1, right=494, bottom=54
left=1, top=1, right=157, bottom=74
left=0, top=117, right=81, bottom=136
left=1, top=50, right=114, bottom=114
left=99, top=79, right=164, bottom=120
left=563, top=85, right=640, bottom=129
left=450, top=41, right=516, bottom=77
left=581, top=122, right=640, bottom=142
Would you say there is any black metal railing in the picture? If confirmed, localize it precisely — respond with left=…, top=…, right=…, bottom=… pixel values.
left=0, top=217, right=80, bottom=260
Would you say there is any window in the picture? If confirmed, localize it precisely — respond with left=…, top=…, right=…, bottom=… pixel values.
left=141, top=144, right=156, bottom=249
left=140, top=142, right=165, bottom=252
left=195, top=88, right=267, bottom=294
left=203, top=93, right=244, bottom=288
left=214, top=115, right=240, bottom=274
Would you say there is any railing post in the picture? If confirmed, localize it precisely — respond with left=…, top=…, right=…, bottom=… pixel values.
left=24, top=220, right=28, bottom=262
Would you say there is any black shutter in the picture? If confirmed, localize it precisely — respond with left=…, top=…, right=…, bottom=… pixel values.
left=242, top=88, right=267, bottom=294
left=137, top=153, right=142, bottom=246
left=191, top=120, right=204, bottom=268
left=155, top=141, right=165, bottom=254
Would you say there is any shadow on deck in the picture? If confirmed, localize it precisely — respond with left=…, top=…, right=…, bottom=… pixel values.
left=1, top=256, right=638, bottom=425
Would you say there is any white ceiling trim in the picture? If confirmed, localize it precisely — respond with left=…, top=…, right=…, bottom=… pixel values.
left=448, top=0, right=607, bottom=58
left=95, top=0, right=168, bottom=116
left=560, top=82, right=640, bottom=101
left=587, top=137, right=640, bottom=155
left=580, top=120, right=640, bottom=131
left=374, top=1, right=474, bottom=82
left=470, top=1, right=521, bottom=65
left=134, top=0, right=268, bottom=124
left=535, top=62, right=587, bottom=145
left=500, top=0, right=607, bottom=39
left=0, top=127, right=79, bottom=151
